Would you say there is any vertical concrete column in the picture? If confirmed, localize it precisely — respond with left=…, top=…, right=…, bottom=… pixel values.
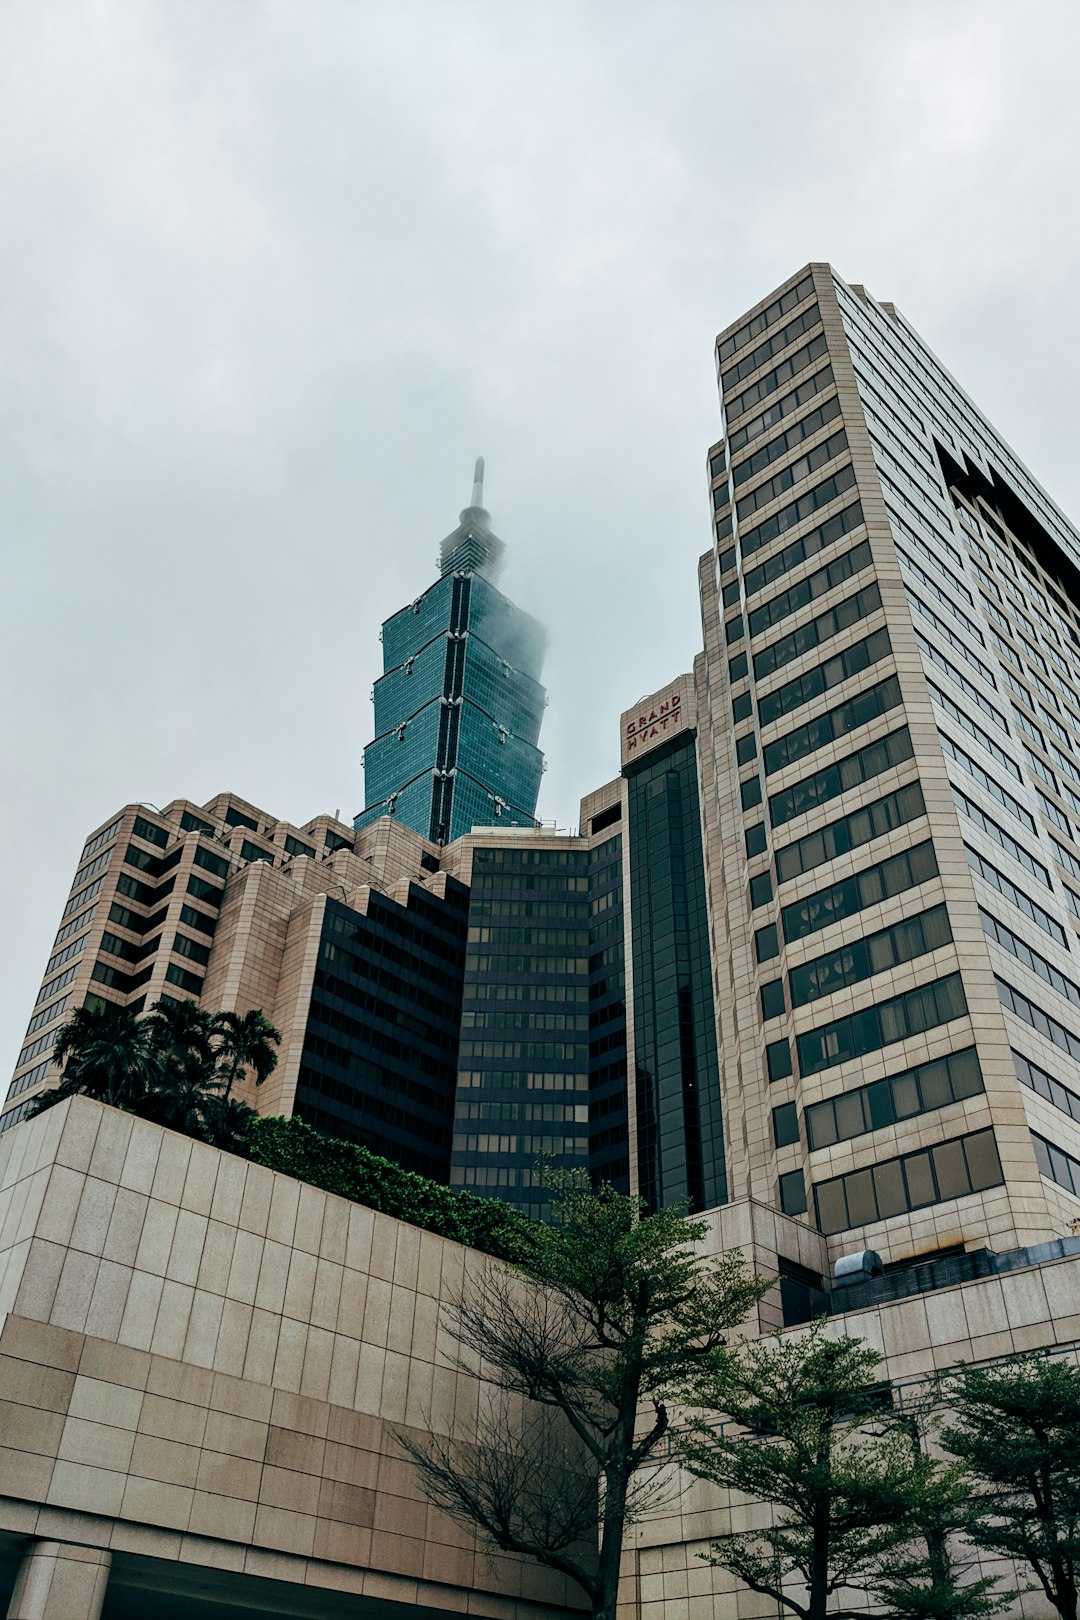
left=6, top=1541, right=111, bottom=1620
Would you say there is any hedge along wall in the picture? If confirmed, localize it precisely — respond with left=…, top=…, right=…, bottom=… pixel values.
left=246, top=1114, right=536, bottom=1264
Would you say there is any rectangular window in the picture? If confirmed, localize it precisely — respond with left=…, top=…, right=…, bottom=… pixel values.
left=779, top=1170, right=808, bottom=1216
left=186, top=874, right=224, bottom=906
left=1031, top=1131, right=1080, bottom=1198
left=980, top=911, right=1080, bottom=1007
left=755, top=923, right=780, bottom=962
left=736, top=732, right=758, bottom=765
left=720, top=302, right=822, bottom=388
left=165, top=962, right=204, bottom=996
left=789, top=904, right=952, bottom=1008
left=760, top=979, right=786, bottom=1020
left=769, top=726, right=914, bottom=828
left=1014, top=1051, right=1080, bottom=1126
left=813, top=1127, right=1002, bottom=1234
left=766, top=1039, right=793, bottom=1081
left=806, top=1046, right=983, bottom=1149
left=736, top=429, right=849, bottom=521
left=224, top=805, right=259, bottom=831
left=782, top=839, right=938, bottom=943
left=132, top=815, right=169, bottom=849
left=724, top=333, right=830, bottom=424
left=797, top=972, right=967, bottom=1077
left=240, top=840, right=274, bottom=865
left=173, top=932, right=211, bottom=968
left=745, top=823, right=768, bottom=858
left=728, top=364, right=835, bottom=455
left=124, top=843, right=158, bottom=874
left=732, top=395, right=842, bottom=487
left=741, top=777, right=763, bottom=811
left=193, top=845, right=230, bottom=880
left=179, top=904, right=217, bottom=936
left=773, top=1101, right=800, bottom=1148
left=718, top=275, right=816, bottom=364
left=180, top=809, right=216, bottom=835
left=750, top=872, right=774, bottom=909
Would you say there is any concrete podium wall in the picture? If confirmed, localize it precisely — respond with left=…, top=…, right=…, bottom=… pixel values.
left=0, top=1096, right=586, bottom=1618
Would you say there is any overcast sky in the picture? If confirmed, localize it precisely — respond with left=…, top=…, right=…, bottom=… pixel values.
left=3, top=0, right=1080, bottom=1076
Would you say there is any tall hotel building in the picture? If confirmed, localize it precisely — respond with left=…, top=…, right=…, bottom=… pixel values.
left=7, top=266, right=1080, bottom=1276
left=703, top=263, right=1080, bottom=1259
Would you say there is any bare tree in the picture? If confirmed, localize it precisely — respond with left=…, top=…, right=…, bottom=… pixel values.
left=400, top=1175, right=769, bottom=1620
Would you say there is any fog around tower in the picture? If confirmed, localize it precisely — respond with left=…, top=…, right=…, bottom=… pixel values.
left=2, top=0, right=1080, bottom=1073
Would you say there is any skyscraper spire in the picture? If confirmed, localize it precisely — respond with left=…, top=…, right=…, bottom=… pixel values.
left=471, top=456, right=485, bottom=511
left=439, top=455, right=505, bottom=581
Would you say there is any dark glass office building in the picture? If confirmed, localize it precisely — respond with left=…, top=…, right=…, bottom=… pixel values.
left=356, top=463, right=548, bottom=845
left=626, top=729, right=726, bottom=1214
left=294, top=883, right=470, bottom=1181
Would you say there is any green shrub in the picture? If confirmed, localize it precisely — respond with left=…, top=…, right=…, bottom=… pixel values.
left=246, top=1114, right=537, bottom=1263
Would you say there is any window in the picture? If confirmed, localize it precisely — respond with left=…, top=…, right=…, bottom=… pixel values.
left=754, top=583, right=883, bottom=683
left=930, top=683, right=1021, bottom=780
left=741, top=777, right=763, bottom=811
left=720, top=302, right=822, bottom=388
left=980, top=911, right=1080, bottom=1006
left=736, top=732, right=758, bottom=765
left=284, top=834, right=316, bottom=860
left=124, top=843, right=157, bottom=874
left=769, top=727, right=914, bottom=828
left=132, top=815, right=169, bottom=849
left=173, top=932, right=210, bottom=967
left=729, top=365, right=835, bottom=455
left=806, top=1046, right=983, bottom=1149
left=745, top=502, right=866, bottom=602
left=725, top=616, right=745, bottom=645
left=165, top=962, right=204, bottom=996
left=797, top=972, right=967, bottom=1076
left=179, top=904, right=216, bottom=936
left=750, top=872, right=774, bottom=909
left=193, top=845, right=230, bottom=880
left=718, top=275, right=816, bottom=363
left=745, top=823, right=768, bottom=858
left=186, top=874, right=223, bottom=906
left=755, top=924, right=780, bottom=963
left=240, top=840, right=273, bottom=865
left=779, top=1170, right=808, bottom=1216
left=775, top=782, right=926, bottom=884
left=224, top=805, right=259, bottom=831
left=180, top=810, right=216, bottom=835
left=764, top=675, right=902, bottom=777
left=767, top=1040, right=793, bottom=1081
left=915, top=634, right=1005, bottom=729
left=773, top=1102, right=800, bottom=1147
left=732, top=692, right=753, bottom=724
left=729, top=651, right=748, bottom=683
left=782, top=840, right=938, bottom=943
left=814, top=1128, right=1003, bottom=1234
left=938, top=732, right=1035, bottom=832
left=997, top=978, right=1080, bottom=1064
left=760, top=979, right=786, bottom=1019
left=789, top=904, right=952, bottom=1008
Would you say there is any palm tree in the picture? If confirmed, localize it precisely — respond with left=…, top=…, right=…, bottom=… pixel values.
left=142, top=999, right=226, bottom=1142
left=211, top=1008, right=281, bottom=1099
left=29, top=998, right=160, bottom=1116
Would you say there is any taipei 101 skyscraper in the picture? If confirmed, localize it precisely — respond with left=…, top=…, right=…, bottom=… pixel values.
left=355, top=461, right=548, bottom=844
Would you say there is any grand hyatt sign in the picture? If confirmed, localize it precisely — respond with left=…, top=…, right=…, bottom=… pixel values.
left=621, top=676, right=696, bottom=767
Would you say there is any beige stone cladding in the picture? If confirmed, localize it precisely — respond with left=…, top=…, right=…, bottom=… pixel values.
left=618, top=1216, right=1080, bottom=1620
left=702, top=261, right=1078, bottom=1269
left=0, top=1096, right=586, bottom=1617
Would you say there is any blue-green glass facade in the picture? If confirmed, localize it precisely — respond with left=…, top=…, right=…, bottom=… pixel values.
left=356, top=489, right=547, bottom=844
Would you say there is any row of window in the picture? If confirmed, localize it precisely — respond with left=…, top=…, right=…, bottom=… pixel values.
left=968, top=852, right=1066, bottom=946
left=732, top=395, right=842, bottom=491
left=906, top=588, right=992, bottom=681
left=938, top=732, right=1035, bottom=833
left=452, top=1133, right=588, bottom=1157
left=720, top=304, right=821, bottom=389
left=797, top=971, right=967, bottom=1077
left=981, top=910, right=1079, bottom=1008
left=790, top=903, right=951, bottom=1009
left=1031, top=1132, right=1080, bottom=1201
left=460, top=1011, right=588, bottom=1031
left=764, top=674, right=901, bottom=778
left=469, top=900, right=589, bottom=921
left=457, top=1070, right=588, bottom=1091
left=997, top=978, right=1080, bottom=1064
left=25, top=994, right=72, bottom=1039
left=813, top=1126, right=1003, bottom=1235
left=760, top=627, right=891, bottom=730
left=456, top=1101, right=590, bottom=1123
left=717, top=274, right=816, bottom=364
left=769, top=724, right=914, bottom=829
left=736, top=429, right=849, bottom=523
left=466, top=927, right=589, bottom=947
left=740, top=464, right=857, bottom=562
left=896, top=545, right=983, bottom=642
left=723, top=333, right=830, bottom=426
left=753, top=582, right=882, bottom=684
left=55, top=902, right=97, bottom=945
left=5, top=1055, right=54, bottom=1102
left=774, top=783, right=925, bottom=890
left=1015, top=1051, right=1080, bottom=1127
left=43, top=932, right=88, bottom=980
left=69, top=847, right=113, bottom=893
left=915, top=633, right=1004, bottom=731
left=80, top=817, right=122, bottom=863
left=458, top=1041, right=587, bottom=1062
left=745, top=528, right=869, bottom=647
left=782, top=839, right=937, bottom=944
left=728, top=364, right=836, bottom=456
left=930, top=683, right=1020, bottom=781
left=806, top=1045, right=983, bottom=1151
